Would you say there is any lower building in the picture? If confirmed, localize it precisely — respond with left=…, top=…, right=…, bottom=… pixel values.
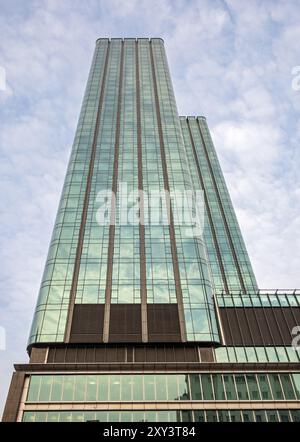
left=4, top=290, right=300, bottom=422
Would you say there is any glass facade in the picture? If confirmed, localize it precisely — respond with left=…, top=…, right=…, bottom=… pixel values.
left=180, top=117, right=258, bottom=293
left=215, top=346, right=300, bottom=363
left=28, top=38, right=226, bottom=345
left=26, top=373, right=300, bottom=403
left=22, top=409, right=300, bottom=423
left=217, top=291, right=300, bottom=307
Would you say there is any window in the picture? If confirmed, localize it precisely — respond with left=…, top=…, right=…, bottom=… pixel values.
left=257, top=374, right=272, bottom=400
left=269, top=374, right=284, bottom=400
left=212, top=375, right=225, bottom=400
left=246, top=374, right=261, bottom=400
left=235, top=375, right=249, bottom=400
left=280, top=374, right=296, bottom=400
left=201, top=374, right=214, bottom=400
left=223, top=375, right=237, bottom=400
left=190, top=374, right=202, bottom=400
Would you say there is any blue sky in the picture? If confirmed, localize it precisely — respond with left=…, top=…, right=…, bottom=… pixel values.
left=0, top=0, right=300, bottom=414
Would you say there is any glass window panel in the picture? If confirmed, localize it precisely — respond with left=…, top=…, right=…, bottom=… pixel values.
left=168, top=411, right=178, bottom=422
left=155, top=375, right=167, bottom=400
left=201, top=374, right=214, bottom=400
left=74, top=375, right=86, bottom=401
left=181, top=410, right=193, bottom=422
left=132, top=375, right=143, bottom=401
left=227, top=347, right=236, bottom=362
left=144, top=411, right=157, bottom=423
left=73, top=411, right=85, bottom=422
left=134, top=411, right=146, bottom=423
left=215, top=347, right=229, bottom=362
left=35, top=411, right=47, bottom=422
left=290, top=410, right=300, bottom=422
left=108, top=412, right=120, bottom=422
left=254, top=410, right=267, bottom=422
left=230, top=410, right=242, bottom=422
left=84, top=411, right=97, bottom=422
left=205, top=410, right=218, bottom=422
left=255, top=347, right=268, bottom=362
left=62, top=376, right=75, bottom=401
left=218, top=410, right=230, bottom=422
left=95, top=411, right=108, bottom=423
left=291, top=373, right=300, bottom=399
left=245, top=347, right=257, bottom=362
left=212, top=374, right=225, bottom=400
left=144, top=375, right=155, bottom=401
left=280, top=374, right=296, bottom=400
left=235, top=375, right=249, bottom=400
left=98, top=375, right=109, bottom=401
left=269, top=374, right=284, bottom=400
left=190, top=374, right=202, bottom=400
left=276, top=347, right=289, bottom=362
left=278, top=410, right=291, bottom=422
left=257, top=374, right=272, bottom=400
left=246, top=374, right=261, bottom=400
left=223, top=375, right=237, bottom=400
left=193, top=410, right=205, bottom=422
left=23, top=412, right=36, bottom=422
left=59, top=411, right=72, bottom=422
left=177, top=375, right=190, bottom=400
left=167, top=375, right=179, bottom=401
left=27, top=376, right=41, bottom=401
left=235, top=347, right=247, bottom=362
left=47, top=412, right=59, bottom=422
left=286, top=347, right=300, bottom=362
left=120, top=412, right=132, bottom=423
left=157, top=411, right=169, bottom=422
left=121, top=375, right=133, bottom=401
left=266, top=410, right=279, bottom=422
left=39, top=376, right=53, bottom=401
left=50, top=376, right=63, bottom=401
left=86, top=375, right=97, bottom=401
left=110, top=375, right=121, bottom=401
left=242, top=410, right=254, bottom=422
left=266, top=347, right=279, bottom=362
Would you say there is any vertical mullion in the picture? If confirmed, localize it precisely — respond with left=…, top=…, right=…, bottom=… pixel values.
left=136, top=40, right=148, bottom=342
left=103, top=41, right=125, bottom=343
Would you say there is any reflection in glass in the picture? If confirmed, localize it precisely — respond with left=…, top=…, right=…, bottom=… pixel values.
left=201, top=374, right=214, bottom=400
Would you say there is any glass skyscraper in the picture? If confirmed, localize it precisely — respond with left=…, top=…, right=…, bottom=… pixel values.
left=3, top=38, right=300, bottom=423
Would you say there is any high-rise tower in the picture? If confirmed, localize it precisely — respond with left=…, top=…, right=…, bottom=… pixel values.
left=3, top=38, right=300, bottom=423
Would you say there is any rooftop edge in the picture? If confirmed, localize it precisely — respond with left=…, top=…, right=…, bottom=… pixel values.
left=96, top=37, right=164, bottom=43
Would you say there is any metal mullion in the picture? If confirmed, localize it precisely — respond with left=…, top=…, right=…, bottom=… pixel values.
left=103, top=40, right=125, bottom=342
left=136, top=40, right=148, bottom=342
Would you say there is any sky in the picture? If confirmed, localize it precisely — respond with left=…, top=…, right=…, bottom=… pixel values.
left=0, top=0, right=300, bottom=415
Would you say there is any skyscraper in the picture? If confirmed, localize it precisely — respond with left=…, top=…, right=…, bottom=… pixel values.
left=3, top=38, right=300, bottom=423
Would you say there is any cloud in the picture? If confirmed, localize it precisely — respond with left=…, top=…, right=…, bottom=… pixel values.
left=0, top=0, right=300, bottom=416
